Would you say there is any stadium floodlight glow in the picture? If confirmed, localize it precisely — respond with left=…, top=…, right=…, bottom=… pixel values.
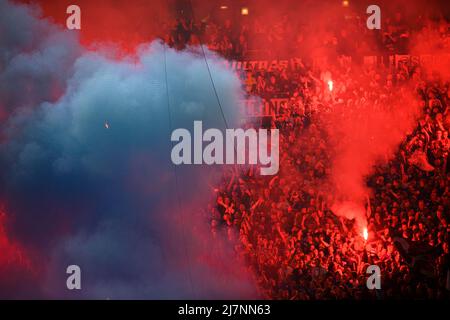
left=241, top=7, right=249, bottom=15
left=342, top=0, right=349, bottom=7
left=220, top=5, right=228, bottom=10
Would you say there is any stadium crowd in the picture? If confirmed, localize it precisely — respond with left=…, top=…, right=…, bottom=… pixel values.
left=165, top=9, right=450, bottom=59
left=166, top=10, right=450, bottom=299
left=211, top=59, right=449, bottom=299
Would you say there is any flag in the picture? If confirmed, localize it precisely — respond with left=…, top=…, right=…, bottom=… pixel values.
left=393, top=236, right=437, bottom=278
left=408, top=150, right=434, bottom=171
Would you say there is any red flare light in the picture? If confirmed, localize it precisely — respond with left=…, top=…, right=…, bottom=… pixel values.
left=328, top=80, right=333, bottom=92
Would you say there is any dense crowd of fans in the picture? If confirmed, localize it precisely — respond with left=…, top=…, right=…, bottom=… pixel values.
left=166, top=10, right=450, bottom=299
left=209, top=59, right=449, bottom=299
left=166, top=10, right=450, bottom=59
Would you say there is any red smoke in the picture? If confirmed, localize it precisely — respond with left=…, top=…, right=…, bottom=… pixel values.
left=0, top=209, right=24, bottom=265
left=0, top=206, right=40, bottom=297
left=324, top=81, right=421, bottom=228
left=410, top=22, right=450, bottom=79
left=19, top=0, right=171, bottom=52
left=4, top=0, right=448, bottom=298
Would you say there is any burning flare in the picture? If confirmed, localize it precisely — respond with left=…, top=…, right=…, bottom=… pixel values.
left=327, top=80, right=333, bottom=92
left=363, top=228, right=368, bottom=241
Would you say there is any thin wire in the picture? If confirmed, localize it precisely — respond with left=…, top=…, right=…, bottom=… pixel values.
left=187, top=0, right=230, bottom=130
left=187, top=0, right=239, bottom=293
left=187, top=0, right=240, bottom=161
left=162, top=40, right=196, bottom=299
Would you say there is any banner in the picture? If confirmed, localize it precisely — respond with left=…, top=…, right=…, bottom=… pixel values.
left=223, top=58, right=304, bottom=71
left=242, top=97, right=291, bottom=117
left=234, top=54, right=450, bottom=117
left=225, top=54, right=450, bottom=71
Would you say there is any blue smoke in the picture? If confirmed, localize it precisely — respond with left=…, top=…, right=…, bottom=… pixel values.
left=0, top=0, right=255, bottom=299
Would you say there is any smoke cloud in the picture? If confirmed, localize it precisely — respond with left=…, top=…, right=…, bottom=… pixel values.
left=324, top=86, right=421, bottom=229
left=0, top=0, right=256, bottom=299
